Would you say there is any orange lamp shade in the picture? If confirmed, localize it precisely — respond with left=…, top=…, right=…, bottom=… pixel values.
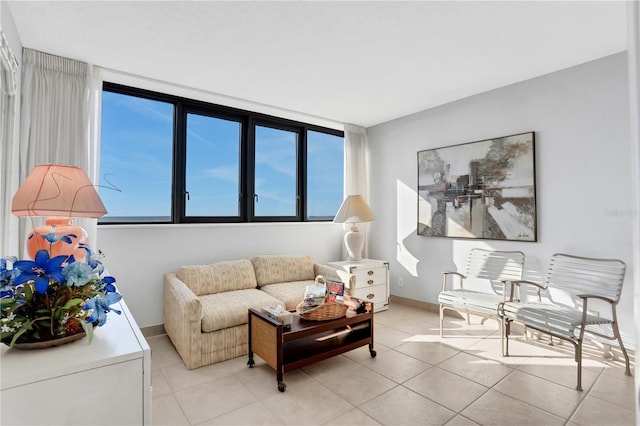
left=11, top=164, right=107, bottom=218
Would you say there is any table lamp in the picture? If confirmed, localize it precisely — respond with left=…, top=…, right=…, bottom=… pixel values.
left=333, top=195, right=376, bottom=262
left=11, top=163, right=107, bottom=260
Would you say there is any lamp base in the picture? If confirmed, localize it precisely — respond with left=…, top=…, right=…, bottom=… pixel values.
left=27, top=217, right=88, bottom=261
left=344, top=224, right=365, bottom=262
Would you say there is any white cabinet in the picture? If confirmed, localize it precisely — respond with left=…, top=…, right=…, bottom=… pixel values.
left=1, top=298, right=151, bottom=425
left=327, top=259, right=389, bottom=312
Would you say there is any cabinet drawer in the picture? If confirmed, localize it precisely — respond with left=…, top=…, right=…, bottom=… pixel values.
left=353, top=267, right=387, bottom=288
left=354, top=284, right=387, bottom=309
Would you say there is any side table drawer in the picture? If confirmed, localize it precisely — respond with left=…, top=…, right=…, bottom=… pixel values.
left=354, top=284, right=387, bottom=308
left=353, top=267, right=387, bottom=288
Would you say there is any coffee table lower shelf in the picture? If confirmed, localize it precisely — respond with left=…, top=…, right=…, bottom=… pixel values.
left=247, top=305, right=376, bottom=392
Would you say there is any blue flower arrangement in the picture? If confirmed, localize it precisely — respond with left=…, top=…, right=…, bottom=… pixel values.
left=0, top=244, right=121, bottom=347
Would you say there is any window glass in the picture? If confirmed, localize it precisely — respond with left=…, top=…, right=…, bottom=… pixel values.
left=100, top=83, right=344, bottom=224
left=307, top=130, right=344, bottom=219
left=99, top=91, right=174, bottom=221
left=254, top=125, right=298, bottom=217
left=186, top=113, right=241, bottom=217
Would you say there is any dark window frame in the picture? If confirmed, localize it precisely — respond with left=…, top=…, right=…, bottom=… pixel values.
left=100, top=82, right=344, bottom=225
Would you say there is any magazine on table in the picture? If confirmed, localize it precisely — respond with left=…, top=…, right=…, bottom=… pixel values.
left=301, top=282, right=327, bottom=312
left=326, top=280, right=345, bottom=303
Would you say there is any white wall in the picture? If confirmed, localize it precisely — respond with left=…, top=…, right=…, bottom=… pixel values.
left=367, top=52, right=637, bottom=343
left=98, top=222, right=344, bottom=327
left=0, top=1, right=20, bottom=59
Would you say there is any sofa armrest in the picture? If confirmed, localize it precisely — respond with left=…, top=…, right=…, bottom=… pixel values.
left=314, top=263, right=356, bottom=296
left=163, top=272, right=203, bottom=369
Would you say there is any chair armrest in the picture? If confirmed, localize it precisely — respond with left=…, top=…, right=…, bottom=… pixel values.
left=164, top=272, right=202, bottom=322
left=443, top=271, right=466, bottom=278
left=576, top=294, right=620, bottom=327
left=511, top=279, right=547, bottom=290
left=315, top=263, right=356, bottom=296
left=163, top=272, right=203, bottom=369
left=577, top=294, right=616, bottom=304
left=507, top=280, right=547, bottom=302
left=441, top=271, right=466, bottom=291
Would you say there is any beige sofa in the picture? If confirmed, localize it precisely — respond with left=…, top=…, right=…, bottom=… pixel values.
left=163, top=255, right=352, bottom=369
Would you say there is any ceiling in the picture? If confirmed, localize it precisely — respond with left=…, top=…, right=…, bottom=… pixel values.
left=6, top=1, right=628, bottom=128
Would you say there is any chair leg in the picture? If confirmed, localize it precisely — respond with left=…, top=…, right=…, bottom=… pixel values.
left=466, top=312, right=471, bottom=325
left=575, top=339, right=583, bottom=391
left=612, top=321, right=632, bottom=377
left=500, top=319, right=506, bottom=356
left=439, top=305, right=444, bottom=338
left=504, top=319, right=511, bottom=356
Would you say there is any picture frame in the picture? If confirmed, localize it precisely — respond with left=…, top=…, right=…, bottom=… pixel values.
left=417, top=132, right=536, bottom=241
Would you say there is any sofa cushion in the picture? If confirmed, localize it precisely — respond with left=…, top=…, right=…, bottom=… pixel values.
left=252, top=255, right=315, bottom=287
left=259, top=280, right=312, bottom=311
left=200, top=289, right=285, bottom=333
left=176, top=259, right=257, bottom=296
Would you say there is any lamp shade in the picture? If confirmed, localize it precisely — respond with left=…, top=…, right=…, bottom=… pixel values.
left=11, top=164, right=107, bottom=218
left=333, top=195, right=376, bottom=224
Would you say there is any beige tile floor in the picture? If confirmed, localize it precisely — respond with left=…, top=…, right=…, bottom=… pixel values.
left=149, top=303, right=636, bottom=426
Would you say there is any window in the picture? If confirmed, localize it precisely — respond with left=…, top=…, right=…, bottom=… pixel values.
left=185, top=112, right=242, bottom=218
left=100, top=90, right=174, bottom=222
left=99, top=83, right=344, bottom=224
left=253, top=125, right=298, bottom=218
left=306, top=130, right=344, bottom=219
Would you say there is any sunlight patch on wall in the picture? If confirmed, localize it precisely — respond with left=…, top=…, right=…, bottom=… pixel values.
left=396, top=179, right=419, bottom=276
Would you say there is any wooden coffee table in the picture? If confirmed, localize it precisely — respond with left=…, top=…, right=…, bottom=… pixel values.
left=247, top=302, right=376, bottom=392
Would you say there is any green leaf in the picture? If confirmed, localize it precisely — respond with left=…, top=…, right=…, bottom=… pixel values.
left=9, top=320, right=33, bottom=346
left=79, top=318, right=93, bottom=344
left=0, top=298, right=16, bottom=308
left=22, top=284, right=33, bottom=302
left=61, top=298, right=84, bottom=310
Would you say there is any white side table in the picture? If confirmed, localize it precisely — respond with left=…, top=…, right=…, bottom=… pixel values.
left=1, top=298, right=151, bottom=425
left=327, top=259, right=389, bottom=312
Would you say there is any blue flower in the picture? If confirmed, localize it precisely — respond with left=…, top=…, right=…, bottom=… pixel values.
left=30, top=231, right=77, bottom=245
left=78, top=243, right=104, bottom=275
left=0, top=256, right=18, bottom=298
left=62, top=261, right=94, bottom=287
left=13, top=250, right=68, bottom=294
left=83, top=292, right=122, bottom=326
left=100, top=276, right=117, bottom=293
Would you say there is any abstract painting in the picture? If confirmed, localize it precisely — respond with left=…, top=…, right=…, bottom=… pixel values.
left=417, top=132, right=536, bottom=241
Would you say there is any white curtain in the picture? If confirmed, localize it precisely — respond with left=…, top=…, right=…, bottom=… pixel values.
left=0, top=31, right=19, bottom=257
left=18, top=49, right=103, bottom=256
left=343, top=123, right=371, bottom=260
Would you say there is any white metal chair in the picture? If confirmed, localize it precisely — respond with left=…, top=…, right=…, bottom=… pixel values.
left=501, top=253, right=632, bottom=391
left=438, top=249, right=525, bottom=337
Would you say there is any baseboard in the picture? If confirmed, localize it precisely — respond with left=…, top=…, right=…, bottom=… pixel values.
left=140, top=324, right=165, bottom=337
left=388, top=295, right=464, bottom=319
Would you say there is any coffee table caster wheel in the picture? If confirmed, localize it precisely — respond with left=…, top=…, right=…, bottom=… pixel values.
left=278, top=382, right=287, bottom=392
left=370, top=350, right=377, bottom=358
left=247, top=359, right=255, bottom=368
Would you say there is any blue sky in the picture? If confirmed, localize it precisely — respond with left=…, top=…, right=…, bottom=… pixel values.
left=100, top=91, right=343, bottom=219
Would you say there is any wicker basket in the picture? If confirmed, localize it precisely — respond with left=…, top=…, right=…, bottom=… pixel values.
left=296, top=301, right=348, bottom=321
